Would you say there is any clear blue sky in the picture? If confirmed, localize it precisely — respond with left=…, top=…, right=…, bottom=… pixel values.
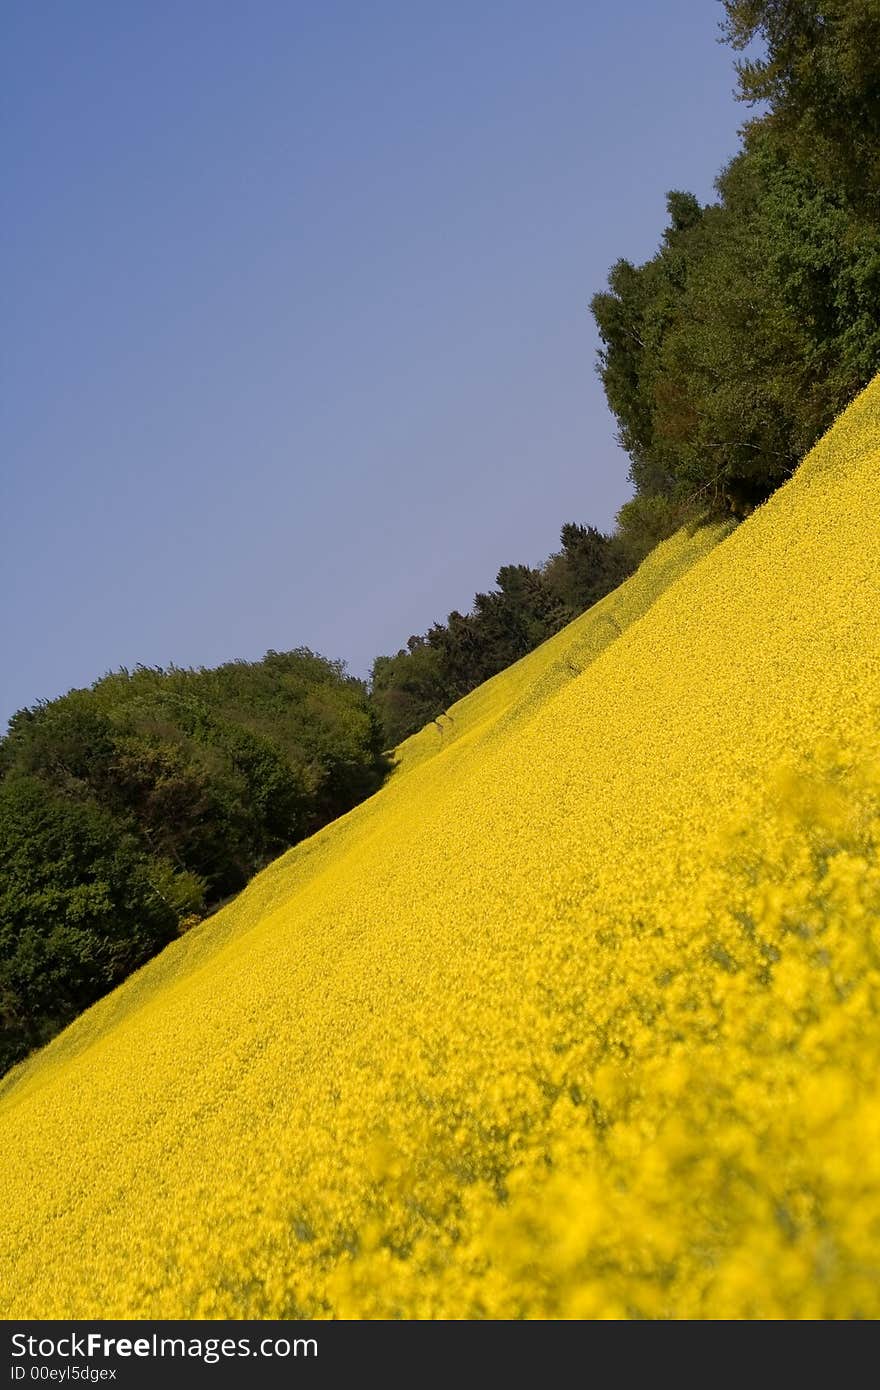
left=3, top=1, right=749, bottom=727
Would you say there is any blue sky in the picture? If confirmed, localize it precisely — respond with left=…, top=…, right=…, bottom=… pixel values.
left=3, top=2, right=750, bottom=726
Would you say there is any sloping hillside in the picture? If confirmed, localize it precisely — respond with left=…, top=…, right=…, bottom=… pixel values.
left=1, top=379, right=878, bottom=1318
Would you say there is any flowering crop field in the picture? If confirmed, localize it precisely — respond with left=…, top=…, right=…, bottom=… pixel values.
left=1, top=378, right=879, bottom=1319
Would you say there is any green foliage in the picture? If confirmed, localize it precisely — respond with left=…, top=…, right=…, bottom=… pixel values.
left=722, top=0, right=880, bottom=208
left=591, top=2, right=880, bottom=513
left=370, top=522, right=643, bottom=745
left=10, top=0, right=877, bottom=1084
left=0, top=775, right=179, bottom=1073
left=371, top=639, right=451, bottom=748
left=0, top=649, right=388, bottom=1072
left=613, top=495, right=695, bottom=570
left=426, top=564, right=568, bottom=701
left=545, top=524, right=629, bottom=612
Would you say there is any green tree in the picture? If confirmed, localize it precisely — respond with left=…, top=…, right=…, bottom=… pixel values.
left=591, top=3, right=880, bottom=514
left=0, top=776, right=181, bottom=1072
left=0, top=648, right=390, bottom=1073
left=544, top=524, right=626, bottom=612
left=722, top=0, right=880, bottom=207
left=371, top=638, right=452, bottom=748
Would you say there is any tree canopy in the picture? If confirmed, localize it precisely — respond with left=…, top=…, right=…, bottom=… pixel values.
left=0, top=650, right=387, bottom=1072
left=591, top=1, right=879, bottom=512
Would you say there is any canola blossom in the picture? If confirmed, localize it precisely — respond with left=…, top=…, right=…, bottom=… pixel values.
left=1, top=378, right=879, bottom=1318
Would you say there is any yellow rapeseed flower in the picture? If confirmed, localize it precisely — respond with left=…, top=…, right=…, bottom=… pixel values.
left=0, top=378, right=879, bottom=1318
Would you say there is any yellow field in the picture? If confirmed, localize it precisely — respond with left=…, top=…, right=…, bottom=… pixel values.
left=1, top=378, right=879, bottom=1318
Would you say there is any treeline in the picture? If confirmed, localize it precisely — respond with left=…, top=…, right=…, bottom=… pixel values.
left=591, top=0, right=880, bottom=512
left=371, top=497, right=685, bottom=745
left=0, top=651, right=386, bottom=1072
left=4, top=3, right=879, bottom=1073
left=372, top=1, right=880, bottom=744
